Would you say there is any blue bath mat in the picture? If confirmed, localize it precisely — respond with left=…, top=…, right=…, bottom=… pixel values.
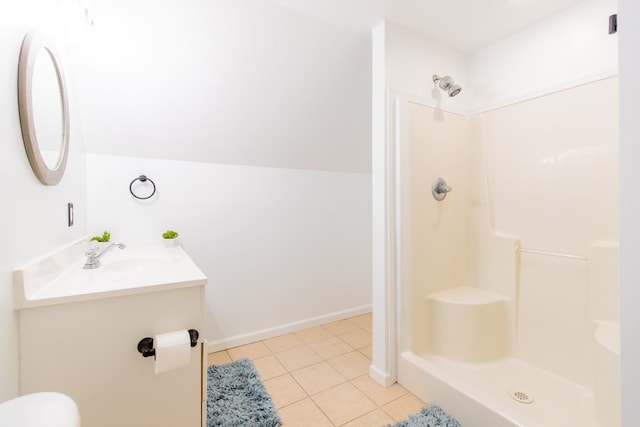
left=207, top=358, right=281, bottom=427
left=387, top=404, right=463, bottom=427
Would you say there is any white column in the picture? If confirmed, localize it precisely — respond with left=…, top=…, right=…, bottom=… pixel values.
left=619, top=1, right=640, bottom=425
left=370, top=21, right=397, bottom=387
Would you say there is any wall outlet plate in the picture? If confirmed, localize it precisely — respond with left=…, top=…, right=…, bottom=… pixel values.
left=67, top=202, right=74, bottom=227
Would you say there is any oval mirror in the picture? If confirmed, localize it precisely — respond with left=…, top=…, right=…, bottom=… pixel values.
left=18, top=30, right=70, bottom=186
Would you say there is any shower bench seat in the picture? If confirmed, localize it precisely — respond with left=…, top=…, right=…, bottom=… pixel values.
left=426, top=286, right=510, bottom=362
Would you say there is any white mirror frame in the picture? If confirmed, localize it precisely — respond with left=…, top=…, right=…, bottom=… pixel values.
left=18, top=30, right=70, bottom=186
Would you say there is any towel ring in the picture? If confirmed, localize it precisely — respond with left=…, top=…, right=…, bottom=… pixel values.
left=129, top=175, right=156, bottom=200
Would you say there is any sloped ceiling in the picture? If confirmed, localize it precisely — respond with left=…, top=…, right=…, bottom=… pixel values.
left=269, top=0, right=589, bottom=52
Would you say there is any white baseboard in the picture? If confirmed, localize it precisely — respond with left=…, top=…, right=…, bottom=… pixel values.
left=369, top=363, right=395, bottom=387
left=206, top=305, right=372, bottom=353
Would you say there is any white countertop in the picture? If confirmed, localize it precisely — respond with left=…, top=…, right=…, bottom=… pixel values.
left=14, top=239, right=207, bottom=309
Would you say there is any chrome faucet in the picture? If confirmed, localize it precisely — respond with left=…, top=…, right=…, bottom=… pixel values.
left=83, top=243, right=126, bottom=269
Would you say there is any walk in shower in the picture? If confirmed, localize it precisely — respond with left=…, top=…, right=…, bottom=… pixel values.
left=393, top=77, right=620, bottom=427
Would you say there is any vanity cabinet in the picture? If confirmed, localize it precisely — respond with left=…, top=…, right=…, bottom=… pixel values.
left=19, top=286, right=205, bottom=427
left=15, top=243, right=207, bottom=427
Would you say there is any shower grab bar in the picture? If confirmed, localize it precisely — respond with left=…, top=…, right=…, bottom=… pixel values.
left=516, top=246, right=588, bottom=261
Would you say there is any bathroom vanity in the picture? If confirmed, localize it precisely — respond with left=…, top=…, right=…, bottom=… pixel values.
left=14, top=239, right=207, bottom=427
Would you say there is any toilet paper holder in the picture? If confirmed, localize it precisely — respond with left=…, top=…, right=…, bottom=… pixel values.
left=137, top=329, right=199, bottom=358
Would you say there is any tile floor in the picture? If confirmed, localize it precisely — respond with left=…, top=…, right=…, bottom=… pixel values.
left=207, top=313, right=426, bottom=426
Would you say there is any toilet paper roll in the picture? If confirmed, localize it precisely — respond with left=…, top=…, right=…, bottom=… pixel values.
left=153, top=329, right=191, bottom=375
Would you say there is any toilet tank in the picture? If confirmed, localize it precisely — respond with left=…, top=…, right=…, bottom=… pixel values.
left=0, top=392, right=80, bottom=427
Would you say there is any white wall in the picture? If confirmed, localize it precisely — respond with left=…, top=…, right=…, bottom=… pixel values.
left=371, top=3, right=618, bottom=134
left=86, top=155, right=371, bottom=347
left=385, top=22, right=469, bottom=114
left=79, top=0, right=373, bottom=348
left=468, top=0, right=618, bottom=113
left=0, top=0, right=88, bottom=401
left=75, top=0, right=371, bottom=173
left=377, top=0, right=618, bottom=115
left=618, top=0, right=640, bottom=424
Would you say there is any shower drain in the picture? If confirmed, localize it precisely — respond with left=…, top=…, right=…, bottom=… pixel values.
left=508, top=389, right=534, bottom=404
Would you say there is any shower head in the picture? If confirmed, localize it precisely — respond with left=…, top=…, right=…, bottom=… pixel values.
left=433, top=74, right=462, bottom=97
left=448, top=84, right=462, bottom=97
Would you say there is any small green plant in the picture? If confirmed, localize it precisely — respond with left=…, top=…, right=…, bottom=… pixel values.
left=90, top=231, right=111, bottom=242
left=162, top=230, right=179, bottom=239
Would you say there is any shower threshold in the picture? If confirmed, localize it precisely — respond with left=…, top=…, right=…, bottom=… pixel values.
left=397, top=351, right=598, bottom=427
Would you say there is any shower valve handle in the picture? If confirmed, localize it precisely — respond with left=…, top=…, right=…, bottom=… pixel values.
left=432, top=177, right=452, bottom=201
left=436, top=182, right=452, bottom=194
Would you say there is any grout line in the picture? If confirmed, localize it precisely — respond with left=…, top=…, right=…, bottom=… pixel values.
left=211, top=314, right=418, bottom=426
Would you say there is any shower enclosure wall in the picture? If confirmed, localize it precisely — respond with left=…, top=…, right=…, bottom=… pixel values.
left=394, top=77, right=620, bottom=427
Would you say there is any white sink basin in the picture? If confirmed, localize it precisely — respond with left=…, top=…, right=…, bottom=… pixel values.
left=102, top=255, right=178, bottom=272
left=14, top=240, right=207, bottom=309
